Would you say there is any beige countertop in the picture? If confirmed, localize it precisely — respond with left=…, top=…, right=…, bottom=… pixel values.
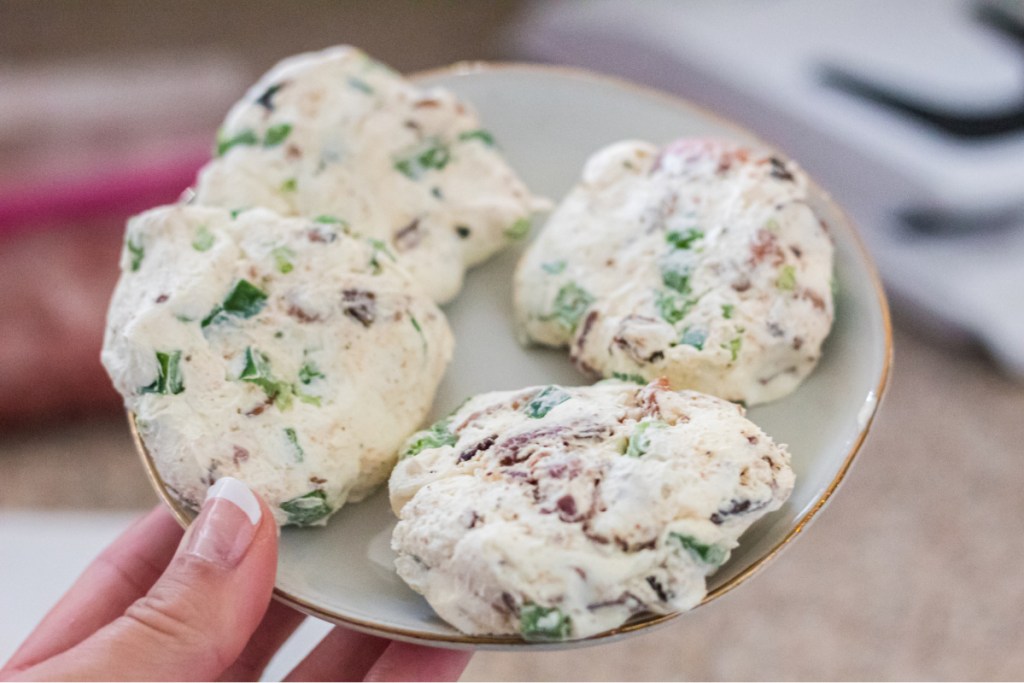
left=3, top=324, right=1022, bottom=680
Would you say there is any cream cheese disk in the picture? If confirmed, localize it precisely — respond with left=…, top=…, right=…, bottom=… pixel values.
left=514, top=139, right=835, bottom=405
left=389, top=379, right=794, bottom=641
left=194, top=45, right=550, bottom=304
left=102, top=205, right=453, bottom=526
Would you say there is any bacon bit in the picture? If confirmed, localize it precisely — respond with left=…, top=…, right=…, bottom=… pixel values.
left=467, top=511, right=482, bottom=528
left=458, top=434, right=497, bottom=463
left=819, top=218, right=830, bottom=234
left=732, top=277, right=752, bottom=292
left=285, top=143, right=302, bottom=161
left=585, top=531, right=610, bottom=545
left=394, top=218, right=422, bottom=251
left=793, top=336, right=804, bottom=350
left=556, top=494, right=578, bottom=520
left=573, top=567, right=587, bottom=580
left=749, top=229, right=785, bottom=267
left=413, top=98, right=441, bottom=109
left=404, top=120, right=421, bottom=132
left=747, top=435, right=759, bottom=445
left=287, top=303, right=322, bottom=323
left=501, top=592, right=519, bottom=615
left=232, top=446, right=250, bottom=465
left=790, top=245, right=803, bottom=258
left=767, top=321, right=785, bottom=338
left=800, top=288, right=826, bottom=311
left=647, top=576, right=671, bottom=602
left=769, top=157, right=795, bottom=181
left=342, top=289, right=376, bottom=327
left=155, top=294, right=169, bottom=304
left=310, top=476, right=327, bottom=484
left=638, top=378, right=669, bottom=418
left=710, top=498, right=767, bottom=524
left=306, top=227, right=336, bottom=243
left=495, top=426, right=568, bottom=466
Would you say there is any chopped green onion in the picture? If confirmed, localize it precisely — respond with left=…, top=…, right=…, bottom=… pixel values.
left=525, top=386, right=570, bottom=419
left=401, top=418, right=457, bottom=459
left=626, top=419, right=665, bottom=458
left=612, top=372, right=647, bottom=384
left=505, top=217, right=532, bottom=240
left=216, top=128, right=258, bottom=156
left=347, top=76, right=374, bottom=94
left=721, top=304, right=734, bottom=319
left=280, top=490, right=331, bottom=526
left=202, top=279, right=268, bottom=327
left=725, top=336, right=743, bottom=362
left=141, top=350, right=184, bottom=396
left=298, top=360, right=324, bottom=385
left=239, top=346, right=293, bottom=410
left=541, top=260, right=567, bottom=275
left=776, top=264, right=797, bottom=291
left=263, top=123, right=292, bottom=147
left=126, top=235, right=145, bottom=272
left=661, top=261, right=691, bottom=293
left=280, top=177, right=298, bottom=193
left=192, top=225, right=215, bottom=252
left=655, top=290, right=696, bottom=325
left=284, top=427, right=304, bottom=462
left=669, top=532, right=727, bottom=566
left=394, top=138, right=450, bottom=180
left=457, top=129, right=496, bottom=146
left=272, top=246, right=295, bottom=274
left=679, top=327, right=707, bottom=350
left=548, top=282, right=593, bottom=332
left=666, top=228, right=704, bottom=250
left=520, top=604, right=571, bottom=641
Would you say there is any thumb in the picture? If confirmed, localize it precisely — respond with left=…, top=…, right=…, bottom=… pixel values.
left=31, top=478, right=279, bottom=682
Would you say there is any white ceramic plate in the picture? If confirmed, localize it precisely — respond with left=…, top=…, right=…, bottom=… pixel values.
left=138, top=63, right=892, bottom=651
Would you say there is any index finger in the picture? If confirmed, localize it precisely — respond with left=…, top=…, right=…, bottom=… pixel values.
left=2, top=505, right=182, bottom=674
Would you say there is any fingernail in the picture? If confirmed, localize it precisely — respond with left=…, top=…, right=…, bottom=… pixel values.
left=185, top=477, right=261, bottom=568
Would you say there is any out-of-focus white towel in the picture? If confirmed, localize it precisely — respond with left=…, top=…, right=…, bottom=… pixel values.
left=508, top=0, right=1024, bottom=376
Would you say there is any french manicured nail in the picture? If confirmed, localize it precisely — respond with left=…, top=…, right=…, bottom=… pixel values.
left=185, top=477, right=261, bottom=568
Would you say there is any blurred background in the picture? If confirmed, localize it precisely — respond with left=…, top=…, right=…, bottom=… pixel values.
left=1, top=0, right=1022, bottom=679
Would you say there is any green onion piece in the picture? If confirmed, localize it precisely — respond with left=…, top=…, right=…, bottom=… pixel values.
left=541, top=260, right=567, bottom=275
left=202, top=279, right=268, bottom=327
left=549, top=282, right=594, bottom=332
left=272, top=246, right=295, bottom=274
left=669, top=532, right=728, bottom=566
left=401, top=418, right=457, bottom=459
left=141, top=350, right=184, bottom=396
left=347, top=76, right=374, bottom=94
left=263, top=123, right=293, bottom=147
left=192, top=225, right=215, bottom=252
left=525, top=386, right=571, bottom=419
left=284, top=427, right=304, bottom=462
left=661, top=261, right=691, bottom=293
left=457, top=129, right=496, bottom=146
left=726, top=336, right=743, bottom=362
left=520, top=604, right=572, bottom=641
left=280, top=177, right=298, bottom=193
left=239, top=346, right=293, bottom=410
left=298, top=360, right=324, bottom=385
left=776, top=264, right=797, bottom=291
left=679, top=327, right=707, bottom=350
left=216, top=128, right=258, bottom=156
left=314, top=215, right=345, bottom=225
left=666, top=228, right=704, bottom=250
left=721, top=304, right=734, bottom=319
left=280, top=490, right=331, bottom=526
left=626, top=419, right=665, bottom=458
left=394, top=138, right=450, bottom=180
left=655, top=290, right=696, bottom=325
left=126, top=236, right=145, bottom=272
left=612, top=372, right=647, bottom=384
left=505, top=217, right=531, bottom=240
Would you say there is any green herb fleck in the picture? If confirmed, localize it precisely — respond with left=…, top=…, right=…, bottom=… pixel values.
left=626, top=419, right=666, bottom=458
left=367, top=238, right=396, bottom=274
left=505, top=217, right=532, bottom=240
left=669, top=532, right=728, bottom=566
left=141, top=350, right=184, bottom=396
left=721, top=304, right=734, bottom=319
left=395, top=138, right=450, bottom=180
left=520, top=604, right=571, bottom=641
left=272, top=246, right=295, bottom=274
left=229, top=208, right=248, bottom=220
left=298, top=360, right=324, bottom=385
left=776, top=264, right=797, bottom=291
left=725, top=336, right=743, bottom=362
left=280, top=490, right=331, bottom=526
left=314, top=214, right=345, bottom=225
left=457, top=129, right=496, bottom=146
left=202, top=279, right=268, bottom=327
left=661, top=261, right=691, bottom=293
left=192, top=225, right=215, bottom=252
left=666, top=228, right=704, bottom=250
left=541, top=260, right=567, bottom=275
left=347, top=76, right=374, bottom=94
left=612, top=372, right=647, bottom=384
left=401, top=418, right=458, bottom=459
left=126, top=235, right=145, bottom=272
left=239, top=346, right=293, bottom=410
left=525, top=386, right=570, bottom=419
left=216, top=128, right=258, bottom=156
left=284, top=427, right=304, bottom=462
left=655, top=290, right=697, bottom=325
left=263, top=123, right=293, bottom=147
left=548, top=282, right=594, bottom=332
left=280, top=177, right=298, bottom=193
left=679, top=327, right=707, bottom=350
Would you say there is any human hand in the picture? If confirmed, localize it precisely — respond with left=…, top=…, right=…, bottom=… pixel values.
left=0, top=478, right=471, bottom=681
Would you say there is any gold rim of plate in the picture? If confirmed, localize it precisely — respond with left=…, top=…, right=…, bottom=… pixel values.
left=131, top=61, right=894, bottom=648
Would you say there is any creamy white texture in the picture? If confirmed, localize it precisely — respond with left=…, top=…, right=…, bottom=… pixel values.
left=389, top=379, right=794, bottom=640
left=194, top=45, right=549, bottom=304
left=515, top=139, right=835, bottom=405
left=102, top=205, right=453, bottom=526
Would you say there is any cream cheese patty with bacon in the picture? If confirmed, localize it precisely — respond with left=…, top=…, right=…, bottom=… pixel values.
left=194, top=45, right=549, bottom=304
left=102, top=205, right=452, bottom=526
left=389, top=379, right=794, bottom=640
left=515, top=139, right=835, bottom=405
